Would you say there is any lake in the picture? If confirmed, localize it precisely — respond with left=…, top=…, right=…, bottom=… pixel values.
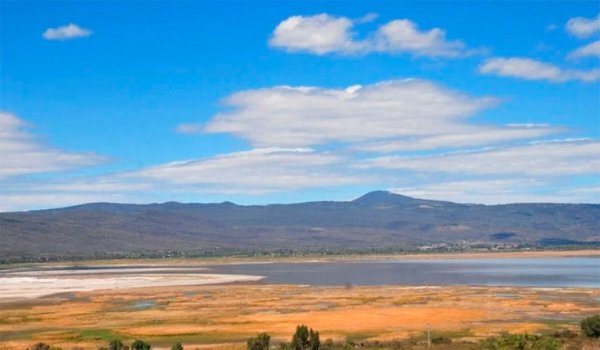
left=211, top=256, right=600, bottom=288
left=1, top=256, right=598, bottom=301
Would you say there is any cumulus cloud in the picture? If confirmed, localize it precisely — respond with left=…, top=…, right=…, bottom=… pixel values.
left=479, top=57, right=600, bottom=82
left=269, top=13, right=470, bottom=57
left=132, top=148, right=362, bottom=192
left=201, top=79, right=496, bottom=147
left=374, top=19, right=466, bottom=57
left=269, top=14, right=366, bottom=55
left=361, top=139, right=600, bottom=177
left=42, top=23, right=92, bottom=40
left=568, top=40, right=600, bottom=59
left=0, top=112, right=106, bottom=178
left=566, top=13, right=600, bottom=38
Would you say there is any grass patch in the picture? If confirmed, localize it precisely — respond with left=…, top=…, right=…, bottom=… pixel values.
left=76, top=329, right=120, bottom=341
left=410, top=328, right=473, bottom=343
left=344, top=330, right=382, bottom=343
left=0, top=329, right=44, bottom=341
left=135, top=332, right=251, bottom=346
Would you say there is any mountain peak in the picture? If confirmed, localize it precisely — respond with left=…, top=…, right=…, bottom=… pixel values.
left=352, top=191, right=417, bottom=205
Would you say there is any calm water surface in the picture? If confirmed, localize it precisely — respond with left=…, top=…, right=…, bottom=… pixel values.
left=211, top=257, right=600, bottom=288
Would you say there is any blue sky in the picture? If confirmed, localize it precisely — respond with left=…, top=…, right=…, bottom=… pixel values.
left=1, top=1, right=599, bottom=211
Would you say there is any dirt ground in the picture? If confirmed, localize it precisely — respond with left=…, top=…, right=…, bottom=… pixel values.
left=1, top=283, right=598, bottom=350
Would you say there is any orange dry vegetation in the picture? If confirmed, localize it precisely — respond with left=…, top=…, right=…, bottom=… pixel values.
left=1, top=284, right=598, bottom=350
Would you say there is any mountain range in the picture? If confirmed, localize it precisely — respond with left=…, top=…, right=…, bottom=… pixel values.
left=1, top=191, right=598, bottom=262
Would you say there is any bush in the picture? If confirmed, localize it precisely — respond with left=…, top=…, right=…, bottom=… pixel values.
left=553, top=329, right=578, bottom=339
left=247, top=333, right=270, bottom=350
left=109, top=340, right=124, bottom=350
left=431, top=336, right=452, bottom=344
left=130, top=340, right=151, bottom=350
left=321, top=339, right=334, bottom=349
left=581, top=315, right=600, bottom=338
left=480, top=333, right=560, bottom=350
left=171, top=343, right=183, bottom=350
left=29, top=343, right=51, bottom=350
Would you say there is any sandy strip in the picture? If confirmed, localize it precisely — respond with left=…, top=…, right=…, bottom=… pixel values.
left=0, top=273, right=263, bottom=302
left=3, top=266, right=211, bottom=276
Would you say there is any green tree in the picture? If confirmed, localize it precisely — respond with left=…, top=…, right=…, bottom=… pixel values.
left=309, top=329, right=320, bottom=350
left=247, top=332, right=270, bottom=350
left=130, top=340, right=151, bottom=350
left=109, top=340, right=124, bottom=350
left=291, top=325, right=320, bottom=350
left=581, top=315, right=600, bottom=338
left=292, top=325, right=309, bottom=350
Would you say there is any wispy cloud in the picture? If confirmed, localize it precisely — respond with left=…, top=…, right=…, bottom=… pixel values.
left=391, top=179, right=600, bottom=204
left=361, top=139, right=600, bottom=176
left=479, top=57, right=600, bottom=82
left=175, top=123, right=204, bottom=134
left=0, top=112, right=106, bottom=178
left=132, top=148, right=362, bottom=192
left=568, top=40, right=600, bottom=60
left=269, top=13, right=473, bottom=57
left=356, top=124, right=561, bottom=152
left=43, top=23, right=92, bottom=40
left=565, top=13, right=600, bottom=38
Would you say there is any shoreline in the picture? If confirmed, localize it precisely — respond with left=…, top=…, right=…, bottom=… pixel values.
left=4, top=248, right=597, bottom=268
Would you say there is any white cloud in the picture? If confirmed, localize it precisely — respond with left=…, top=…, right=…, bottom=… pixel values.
left=479, top=57, right=600, bottom=82
left=568, top=40, right=600, bottom=59
left=0, top=148, right=364, bottom=210
left=355, top=13, right=379, bottom=24
left=42, top=23, right=92, bottom=40
left=0, top=112, right=106, bottom=178
left=391, top=179, right=544, bottom=204
left=374, top=19, right=465, bottom=57
left=356, top=124, right=560, bottom=152
left=362, top=139, right=600, bottom=176
left=390, top=179, right=600, bottom=204
left=132, top=148, right=362, bottom=192
left=566, top=13, right=600, bottom=38
left=269, top=14, right=470, bottom=57
left=269, top=14, right=366, bottom=55
left=201, top=79, right=496, bottom=147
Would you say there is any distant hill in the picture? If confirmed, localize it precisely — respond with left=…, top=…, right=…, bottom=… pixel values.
left=0, top=191, right=598, bottom=262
